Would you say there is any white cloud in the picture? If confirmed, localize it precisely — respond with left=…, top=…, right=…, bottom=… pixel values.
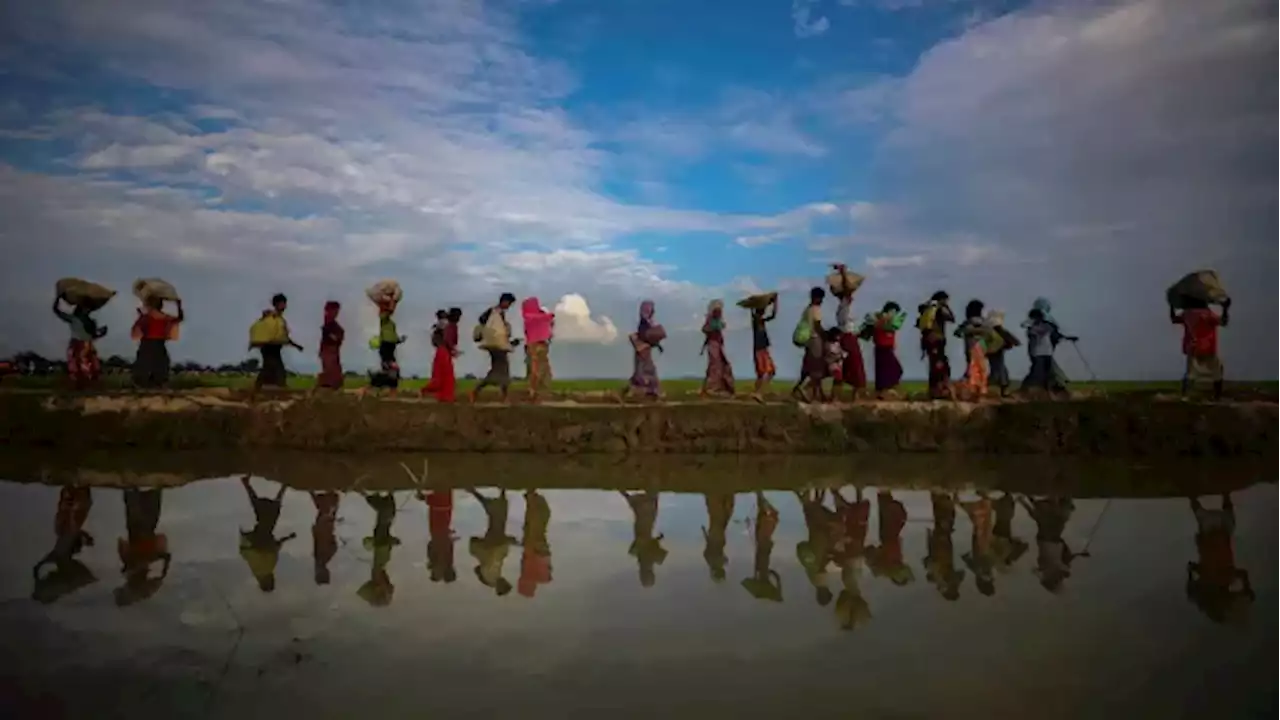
left=866, top=254, right=926, bottom=271
left=792, top=0, right=832, bottom=38
left=550, top=294, right=618, bottom=344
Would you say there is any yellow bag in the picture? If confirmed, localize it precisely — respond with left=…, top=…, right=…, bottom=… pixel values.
left=249, top=315, right=287, bottom=346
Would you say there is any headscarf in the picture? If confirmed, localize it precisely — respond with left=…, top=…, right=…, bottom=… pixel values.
left=521, top=296, right=555, bottom=345
left=638, top=300, right=655, bottom=334
left=1032, top=297, right=1056, bottom=326
left=705, top=299, right=725, bottom=333
left=323, top=301, right=340, bottom=323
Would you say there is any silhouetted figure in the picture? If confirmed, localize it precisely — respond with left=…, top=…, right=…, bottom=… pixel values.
left=518, top=490, right=553, bottom=598
left=116, top=489, right=171, bottom=606
left=622, top=490, right=667, bottom=588
left=470, top=489, right=517, bottom=595
left=358, top=492, right=401, bottom=607
left=1020, top=495, right=1085, bottom=594
left=310, top=491, right=340, bottom=585
left=702, top=492, right=735, bottom=584
left=742, top=491, right=782, bottom=602
left=418, top=489, right=458, bottom=583
left=961, top=493, right=997, bottom=596
left=992, top=492, right=1030, bottom=573
left=833, top=486, right=872, bottom=630
left=33, top=487, right=96, bottom=604
left=1187, top=494, right=1254, bottom=623
left=923, top=491, right=964, bottom=601
left=239, top=477, right=295, bottom=593
left=867, top=490, right=915, bottom=587
left=794, top=488, right=836, bottom=606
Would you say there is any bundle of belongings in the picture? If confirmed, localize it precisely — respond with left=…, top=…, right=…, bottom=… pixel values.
left=56, top=277, right=115, bottom=311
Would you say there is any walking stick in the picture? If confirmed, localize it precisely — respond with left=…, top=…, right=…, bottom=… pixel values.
left=1070, top=340, right=1098, bottom=383
left=1076, top=499, right=1112, bottom=559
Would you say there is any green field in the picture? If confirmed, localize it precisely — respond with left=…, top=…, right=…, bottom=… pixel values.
left=4, top=371, right=1276, bottom=400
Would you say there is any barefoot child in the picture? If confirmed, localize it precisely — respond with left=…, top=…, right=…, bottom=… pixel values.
left=750, top=297, right=779, bottom=401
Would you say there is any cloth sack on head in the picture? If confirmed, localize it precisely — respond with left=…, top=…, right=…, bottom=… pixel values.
left=132, top=278, right=180, bottom=303
left=736, top=292, right=777, bottom=311
left=56, top=278, right=116, bottom=311
left=1167, top=270, right=1229, bottom=309
left=365, top=279, right=403, bottom=306
left=826, top=268, right=865, bottom=297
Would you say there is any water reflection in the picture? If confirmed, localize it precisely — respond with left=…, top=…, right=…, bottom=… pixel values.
left=1187, top=494, right=1255, bottom=623
left=116, top=488, right=170, bottom=606
left=32, top=486, right=96, bottom=604
left=1, top=456, right=1272, bottom=718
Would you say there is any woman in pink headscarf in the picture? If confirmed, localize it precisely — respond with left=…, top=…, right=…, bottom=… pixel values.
left=522, top=297, right=555, bottom=402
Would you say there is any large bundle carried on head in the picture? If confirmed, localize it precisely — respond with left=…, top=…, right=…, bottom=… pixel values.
left=1166, top=270, right=1229, bottom=310
left=56, top=277, right=116, bottom=311
left=365, top=279, right=403, bottom=306
left=736, top=291, right=777, bottom=311
left=132, top=278, right=180, bottom=303
left=826, top=267, right=865, bottom=298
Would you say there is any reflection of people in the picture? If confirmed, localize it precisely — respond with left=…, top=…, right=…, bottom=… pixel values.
left=418, top=490, right=458, bottom=583
left=1187, top=495, right=1254, bottom=623
left=961, top=493, right=997, bottom=596
left=239, top=477, right=296, bottom=593
left=794, top=488, right=835, bottom=606
left=358, top=492, right=401, bottom=607
left=116, top=489, right=171, bottom=606
left=702, top=492, right=735, bottom=583
left=867, top=490, right=915, bottom=587
left=310, top=491, right=340, bottom=585
left=992, top=492, right=1030, bottom=573
left=923, top=491, right=964, bottom=601
left=518, top=490, right=553, bottom=598
left=470, top=489, right=517, bottom=595
left=833, top=487, right=872, bottom=630
left=622, top=490, right=667, bottom=588
left=742, top=491, right=782, bottom=602
left=1020, top=495, right=1084, bottom=594
left=33, top=487, right=97, bottom=604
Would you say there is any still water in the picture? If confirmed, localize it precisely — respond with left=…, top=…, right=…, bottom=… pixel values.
left=0, top=454, right=1274, bottom=720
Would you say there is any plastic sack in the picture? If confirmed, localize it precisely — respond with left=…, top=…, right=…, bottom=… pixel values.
left=365, top=279, right=403, bottom=306
left=826, top=268, right=865, bottom=297
left=736, top=291, right=777, bottom=310
left=1167, top=270, right=1229, bottom=309
left=56, top=278, right=115, bottom=310
left=132, top=278, right=180, bottom=303
left=249, top=315, right=288, bottom=346
left=792, top=311, right=812, bottom=348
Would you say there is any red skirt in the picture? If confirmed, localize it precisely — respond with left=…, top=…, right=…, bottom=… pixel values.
left=424, top=346, right=456, bottom=402
left=839, top=333, right=866, bottom=389
left=317, top=346, right=343, bottom=388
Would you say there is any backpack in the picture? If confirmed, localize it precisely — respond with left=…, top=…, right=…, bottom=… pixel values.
left=249, top=314, right=287, bottom=347
left=983, top=326, right=1005, bottom=355
left=792, top=309, right=813, bottom=348
left=916, top=303, right=937, bottom=333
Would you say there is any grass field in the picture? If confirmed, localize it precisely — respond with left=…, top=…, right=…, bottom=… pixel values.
left=3, top=371, right=1276, bottom=399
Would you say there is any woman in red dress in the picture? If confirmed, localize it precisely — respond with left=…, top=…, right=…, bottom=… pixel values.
left=317, top=301, right=345, bottom=389
left=423, top=307, right=461, bottom=402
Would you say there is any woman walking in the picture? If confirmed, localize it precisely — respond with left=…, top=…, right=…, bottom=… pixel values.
left=317, top=301, right=344, bottom=390
left=699, top=299, right=734, bottom=398
left=131, top=295, right=183, bottom=388
left=621, top=300, right=664, bottom=401
left=833, top=265, right=867, bottom=401
left=955, top=300, right=990, bottom=400
left=522, top=297, right=555, bottom=401
left=424, top=307, right=461, bottom=402
left=918, top=291, right=955, bottom=400
left=53, top=295, right=108, bottom=390
left=870, top=302, right=905, bottom=397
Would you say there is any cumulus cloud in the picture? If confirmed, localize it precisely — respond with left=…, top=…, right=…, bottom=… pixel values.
left=549, top=294, right=619, bottom=344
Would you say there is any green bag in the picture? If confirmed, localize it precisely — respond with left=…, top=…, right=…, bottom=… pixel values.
left=792, top=310, right=812, bottom=348
left=983, top=326, right=1005, bottom=355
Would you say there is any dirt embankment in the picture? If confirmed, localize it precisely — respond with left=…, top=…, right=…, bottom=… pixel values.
left=0, top=392, right=1274, bottom=456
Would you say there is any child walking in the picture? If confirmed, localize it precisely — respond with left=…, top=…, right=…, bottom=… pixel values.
left=1171, top=297, right=1230, bottom=400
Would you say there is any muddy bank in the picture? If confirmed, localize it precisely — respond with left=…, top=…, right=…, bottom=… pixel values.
left=1, top=391, right=1274, bottom=456
left=0, top=449, right=1269, bottom=498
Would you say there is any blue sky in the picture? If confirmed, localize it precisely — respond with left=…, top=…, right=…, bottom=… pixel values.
left=0, top=0, right=1274, bottom=380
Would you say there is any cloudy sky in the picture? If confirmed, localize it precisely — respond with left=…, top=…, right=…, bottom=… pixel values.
left=0, top=0, right=1274, bottom=380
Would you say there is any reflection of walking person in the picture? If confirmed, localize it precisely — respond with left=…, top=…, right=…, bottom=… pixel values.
left=701, top=492, right=735, bottom=583
left=116, top=488, right=172, bottom=606
left=469, top=489, right=517, bottom=595
left=239, top=477, right=295, bottom=593
left=310, top=491, right=340, bottom=585
left=1187, top=494, right=1253, bottom=623
left=742, top=491, right=782, bottom=602
left=622, top=490, right=667, bottom=588
left=358, top=492, right=401, bottom=607
left=518, top=490, right=553, bottom=598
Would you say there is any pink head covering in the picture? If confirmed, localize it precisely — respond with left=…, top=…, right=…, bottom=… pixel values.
left=522, top=296, right=555, bottom=344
